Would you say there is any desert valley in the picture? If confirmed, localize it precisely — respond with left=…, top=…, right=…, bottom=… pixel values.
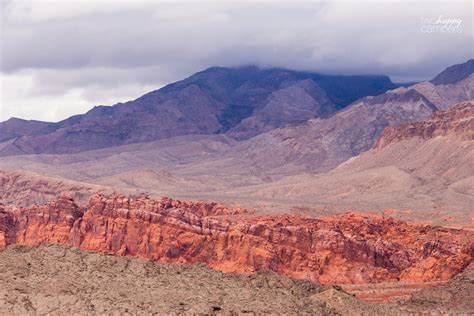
left=0, top=58, right=473, bottom=314
left=0, top=1, right=473, bottom=314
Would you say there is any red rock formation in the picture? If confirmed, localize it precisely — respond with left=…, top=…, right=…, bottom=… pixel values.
left=374, top=100, right=474, bottom=149
left=0, top=195, right=472, bottom=285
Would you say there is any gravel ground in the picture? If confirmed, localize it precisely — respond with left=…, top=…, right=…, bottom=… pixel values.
left=0, top=244, right=471, bottom=315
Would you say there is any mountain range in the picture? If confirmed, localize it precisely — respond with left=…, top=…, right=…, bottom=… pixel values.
left=0, top=59, right=473, bottom=227
left=1, top=58, right=473, bottom=313
left=0, top=66, right=396, bottom=155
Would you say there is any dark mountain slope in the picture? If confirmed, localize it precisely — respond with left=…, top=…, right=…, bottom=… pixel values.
left=0, top=66, right=396, bottom=155
left=0, top=118, right=50, bottom=143
left=431, top=59, right=474, bottom=85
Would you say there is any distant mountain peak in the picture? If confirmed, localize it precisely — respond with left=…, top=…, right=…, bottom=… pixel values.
left=0, top=117, right=50, bottom=143
left=3, top=117, right=23, bottom=123
left=0, top=66, right=399, bottom=155
left=431, top=59, right=474, bottom=85
left=4, top=117, right=33, bottom=123
left=374, top=100, right=474, bottom=149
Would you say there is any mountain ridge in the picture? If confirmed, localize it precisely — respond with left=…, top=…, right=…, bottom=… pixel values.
left=2, top=60, right=472, bottom=156
left=431, top=59, right=474, bottom=85
left=0, top=118, right=51, bottom=143
left=0, top=66, right=397, bottom=155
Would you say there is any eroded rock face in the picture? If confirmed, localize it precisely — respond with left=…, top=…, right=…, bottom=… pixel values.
left=0, top=195, right=472, bottom=285
left=374, top=100, right=474, bottom=149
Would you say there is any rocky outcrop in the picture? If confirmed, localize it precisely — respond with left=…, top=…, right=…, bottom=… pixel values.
left=1, top=195, right=472, bottom=285
left=374, top=100, right=474, bottom=149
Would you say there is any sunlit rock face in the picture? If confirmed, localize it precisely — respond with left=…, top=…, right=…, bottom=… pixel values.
left=1, top=194, right=472, bottom=285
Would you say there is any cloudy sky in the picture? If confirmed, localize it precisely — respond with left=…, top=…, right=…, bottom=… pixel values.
left=0, top=0, right=472, bottom=122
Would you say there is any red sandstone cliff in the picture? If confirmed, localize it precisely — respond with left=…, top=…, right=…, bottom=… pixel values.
left=374, top=100, right=474, bottom=149
left=0, top=195, right=472, bottom=285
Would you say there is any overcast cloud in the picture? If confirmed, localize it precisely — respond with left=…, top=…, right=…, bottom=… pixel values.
left=0, top=0, right=472, bottom=121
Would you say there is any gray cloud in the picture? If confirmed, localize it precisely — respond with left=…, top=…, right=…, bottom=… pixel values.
left=0, top=0, right=472, bottom=121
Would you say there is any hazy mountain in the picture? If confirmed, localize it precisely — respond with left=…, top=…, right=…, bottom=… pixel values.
left=203, top=60, right=474, bottom=175
left=0, top=118, right=50, bottom=143
left=227, top=79, right=338, bottom=139
left=0, top=61, right=472, bottom=183
left=197, top=88, right=438, bottom=174
left=431, top=59, right=474, bottom=85
left=0, top=66, right=396, bottom=155
left=226, top=101, right=474, bottom=226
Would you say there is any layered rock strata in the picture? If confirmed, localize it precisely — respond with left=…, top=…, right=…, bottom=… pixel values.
left=0, top=195, right=472, bottom=285
left=374, top=100, right=473, bottom=149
